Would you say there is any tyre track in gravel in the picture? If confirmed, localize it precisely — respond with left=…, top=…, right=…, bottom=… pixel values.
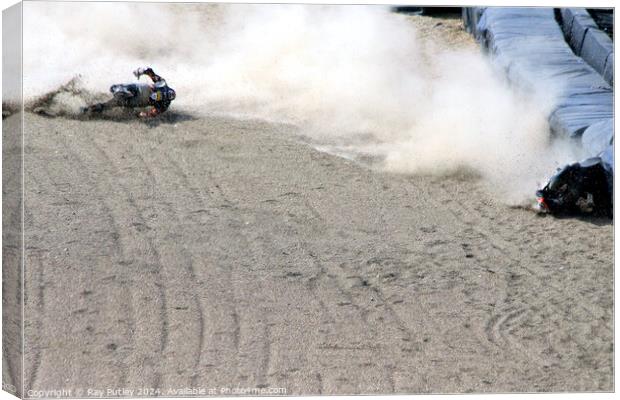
left=200, top=174, right=319, bottom=392
left=23, top=165, right=83, bottom=391
left=22, top=248, right=43, bottom=393
left=54, top=134, right=138, bottom=389
left=435, top=177, right=612, bottom=390
left=249, top=202, right=382, bottom=391
left=444, top=203, right=561, bottom=356
left=21, top=111, right=613, bottom=393
left=249, top=165, right=431, bottom=394
left=168, top=135, right=357, bottom=392
left=23, top=131, right=136, bottom=390
left=155, top=155, right=207, bottom=390
left=305, top=246, right=390, bottom=392
left=212, top=143, right=512, bottom=394
left=154, top=148, right=244, bottom=388
left=82, top=134, right=172, bottom=389
left=2, top=114, right=24, bottom=396
left=117, top=149, right=205, bottom=389
left=319, top=200, right=472, bottom=392
left=166, top=136, right=330, bottom=392
left=179, top=190, right=270, bottom=389
left=304, top=246, right=408, bottom=393
left=74, top=119, right=238, bottom=389
left=22, top=172, right=46, bottom=392
left=127, top=144, right=228, bottom=389
left=62, top=129, right=170, bottom=390
left=448, top=183, right=610, bottom=336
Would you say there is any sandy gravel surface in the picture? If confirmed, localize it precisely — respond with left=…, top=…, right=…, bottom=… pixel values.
left=405, top=12, right=478, bottom=51
left=9, top=11, right=613, bottom=397
left=3, top=112, right=23, bottom=397
left=17, top=106, right=612, bottom=394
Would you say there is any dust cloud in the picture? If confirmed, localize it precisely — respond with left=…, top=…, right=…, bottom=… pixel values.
left=22, top=2, right=582, bottom=203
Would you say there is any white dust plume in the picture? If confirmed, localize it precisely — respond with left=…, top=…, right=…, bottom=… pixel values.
left=22, top=2, right=582, bottom=203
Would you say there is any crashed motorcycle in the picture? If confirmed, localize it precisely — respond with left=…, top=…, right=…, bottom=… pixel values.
left=536, top=157, right=613, bottom=217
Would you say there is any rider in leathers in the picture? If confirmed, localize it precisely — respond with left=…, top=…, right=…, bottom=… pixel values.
left=85, top=67, right=176, bottom=118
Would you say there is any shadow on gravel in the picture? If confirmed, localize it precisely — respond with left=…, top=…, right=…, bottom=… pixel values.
left=537, top=212, right=613, bottom=226
left=510, top=204, right=613, bottom=225
left=32, top=107, right=198, bottom=127
left=572, top=215, right=613, bottom=226
left=79, top=109, right=198, bottom=127
left=142, top=111, right=198, bottom=128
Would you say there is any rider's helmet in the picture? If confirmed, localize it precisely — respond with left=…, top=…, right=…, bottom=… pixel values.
left=149, top=87, right=176, bottom=102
